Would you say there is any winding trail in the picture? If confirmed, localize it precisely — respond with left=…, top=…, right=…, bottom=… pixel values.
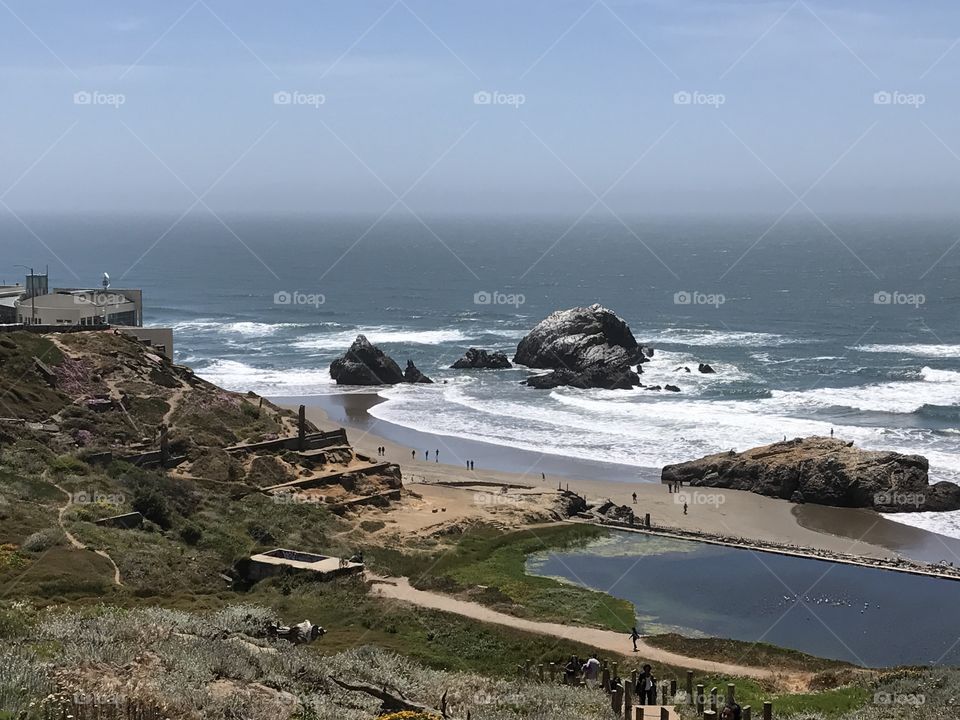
left=370, top=575, right=808, bottom=687
left=51, top=478, right=123, bottom=586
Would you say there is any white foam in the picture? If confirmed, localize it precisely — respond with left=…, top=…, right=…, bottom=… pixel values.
left=172, top=319, right=310, bottom=337
left=641, top=328, right=796, bottom=347
left=195, top=359, right=333, bottom=395
left=769, top=367, right=960, bottom=414
left=854, top=344, right=960, bottom=358
left=884, top=510, right=960, bottom=542
left=293, top=328, right=473, bottom=351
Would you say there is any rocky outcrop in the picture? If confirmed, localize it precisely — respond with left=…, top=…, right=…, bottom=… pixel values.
left=450, top=348, right=511, bottom=370
left=330, top=335, right=405, bottom=385
left=404, top=360, right=433, bottom=384
left=329, top=336, right=435, bottom=386
left=662, top=436, right=960, bottom=513
left=664, top=384, right=681, bottom=392
left=698, top=363, right=716, bottom=374
left=515, top=304, right=647, bottom=389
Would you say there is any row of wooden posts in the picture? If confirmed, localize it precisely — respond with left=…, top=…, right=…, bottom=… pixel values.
left=517, top=659, right=775, bottom=719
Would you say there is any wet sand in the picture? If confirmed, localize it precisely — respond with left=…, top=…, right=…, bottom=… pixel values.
left=273, top=392, right=960, bottom=564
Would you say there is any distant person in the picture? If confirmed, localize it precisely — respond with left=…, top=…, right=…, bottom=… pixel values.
left=411, top=450, right=416, bottom=461
left=629, top=626, right=640, bottom=652
left=683, top=502, right=688, bottom=515
left=541, top=472, right=545, bottom=480
left=563, top=655, right=579, bottom=685
left=581, top=656, right=600, bottom=688
left=425, top=450, right=429, bottom=460
left=830, top=428, right=834, bottom=438
left=435, top=449, right=439, bottom=462
left=632, top=492, right=637, bottom=504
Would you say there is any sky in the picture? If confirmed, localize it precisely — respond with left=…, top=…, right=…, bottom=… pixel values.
left=2, top=0, right=960, bottom=215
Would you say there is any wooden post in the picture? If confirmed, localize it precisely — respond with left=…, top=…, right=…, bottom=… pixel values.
left=742, top=705, right=752, bottom=720
left=727, top=683, right=736, bottom=704
left=696, top=684, right=705, bottom=714
left=612, top=685, right=624, bottom=717
left=611, top=661, right=619, bottom=681
left=549, top=662, right=556, bottom=683
left=538, top=663, right=544, bottom=682
left=624, top=680, right=633, bottom=719
left=704, top=712, right=717, bottom=720
left=298, top=404, right=307, bottom=450
left=644, top=512, right=651, bottom=527
left=634, top=707, right=644, bottom=720
left=660, top=708, right=669, bottom=720
left=602, top=666, right=611, bottom=693
left=687, top=670, right=694, bottom=704
left=710, top=687, right=718, bottom=715
left=670, top=678, right=677, bottom=698
left=524, top=659, right=531, bottom=679
left=762, top=701, right=772, bottom=720
left=631, top=669, right=638, bottom=687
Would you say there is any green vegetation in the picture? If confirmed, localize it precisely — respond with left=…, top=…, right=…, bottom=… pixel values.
left=647, top=634, right=855, bottom=674
left=366, top=523, right=636, bottom=632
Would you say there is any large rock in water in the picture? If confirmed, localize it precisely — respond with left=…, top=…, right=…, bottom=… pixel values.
left=451, top=348, right=511, bottom=369
left=662, top=436, right=960, bottom=513
left=329, top=335, right=405, bottom=385
left=514, top=304, right=645, bottom=390
left=404, top=360, right=433, bottom=384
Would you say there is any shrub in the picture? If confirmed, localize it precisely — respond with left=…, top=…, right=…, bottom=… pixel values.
left=180, top=524, right=203, bottom=546
left=132, top=488, right=172, bottom=529
left=21, top=529, right=62, bottom=553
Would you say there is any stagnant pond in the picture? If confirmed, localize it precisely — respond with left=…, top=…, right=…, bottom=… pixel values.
left=526, top=531, right=960, bottom=668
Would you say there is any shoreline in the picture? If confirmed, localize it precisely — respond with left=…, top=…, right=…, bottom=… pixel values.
left=273, top=391, right=960, bottom=567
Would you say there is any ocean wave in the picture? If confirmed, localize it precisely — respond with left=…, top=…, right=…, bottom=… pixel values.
left=172, top=319, right=314, bottom=337
left=640, top=328, right=797, bottom=347
left=194, top=359, right=333, bottom=395
left=854, top=343, right=960, bottom=358
left=769, top=367, right=960, bottom=415
left=293, top=328, right=473, bottom=352
left=884, top=510, right=960, bottom=543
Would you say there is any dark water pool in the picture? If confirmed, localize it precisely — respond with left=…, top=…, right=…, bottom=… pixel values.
left=527, top=531, right=960, bottom=668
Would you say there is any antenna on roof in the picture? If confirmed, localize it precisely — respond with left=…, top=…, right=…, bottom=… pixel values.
left=102, top=272, right=110, bottom=290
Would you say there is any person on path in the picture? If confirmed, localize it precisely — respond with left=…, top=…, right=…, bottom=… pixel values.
left=629, top=626, right=641, bottom=652
left=632, top=492, right=637, bottom=504
left=636, top=664, right=656, bottom=705
left=683, top=501, right=688, bottom=515
left=411, top=450, right=416, bottom=461
left=581, top=656, right=600, bottom=689
left=425, top=450, right=429, bottom=461
left=435, top=449, right=439, bottom=462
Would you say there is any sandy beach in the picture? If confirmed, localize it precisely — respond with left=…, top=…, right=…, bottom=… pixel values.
left=273, top=392, right=960, bottom=566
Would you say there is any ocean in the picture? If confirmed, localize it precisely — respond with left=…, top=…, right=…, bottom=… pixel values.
left=5, top=212, right=960, bottom=537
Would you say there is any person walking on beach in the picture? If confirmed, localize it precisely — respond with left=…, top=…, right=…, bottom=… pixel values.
left=632, top=492, right=637, bottom=504
left=424, top=450, right=429, bottom=461
left=629, top=626, right=640, bottom=652
left=683, top=501, right=688, bottom=515
left=830, top=428, right=834, bottom=438
left=411, top=450, right=416, bottom=461
left=435, top=449, right=439, bottom=462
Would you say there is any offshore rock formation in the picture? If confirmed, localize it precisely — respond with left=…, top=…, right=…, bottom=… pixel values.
left=450, top=348, right=511, bottom=369
left=404, top=360, right=434, bottom=384
left=515, top=304, right=647, bottom=390
left=330, top=335, right=433, bottom=386
left=662, top=436, right=960, bottom=513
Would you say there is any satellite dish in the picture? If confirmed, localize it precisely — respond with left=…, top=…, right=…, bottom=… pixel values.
left=102, top=272, right=110, bottom=289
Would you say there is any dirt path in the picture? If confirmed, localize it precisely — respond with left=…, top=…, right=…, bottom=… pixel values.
left=370, top=576, right=807, bottom=686
left=51, top=479, right=123, bottom=586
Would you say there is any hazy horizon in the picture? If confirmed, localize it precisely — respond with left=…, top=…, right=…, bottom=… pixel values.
left=2, top=1, right=960, bottom=216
